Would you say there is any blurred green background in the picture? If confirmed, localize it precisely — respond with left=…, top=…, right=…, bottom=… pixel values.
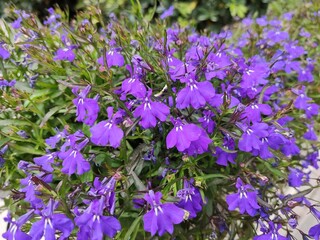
left=1, top=0, right=271, bottom=30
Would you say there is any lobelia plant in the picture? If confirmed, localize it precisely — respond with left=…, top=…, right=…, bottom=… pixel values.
left=0, top=1, right=319, bottom=239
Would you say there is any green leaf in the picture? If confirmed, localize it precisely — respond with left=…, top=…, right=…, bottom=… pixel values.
left=175, top=1, right=197, bottom=17
left=39, top=106, right=65, bottom=128
left=9, top=143, right=45, bottom=155
left=80, top=170, right=94, bottom=183
left=0, top=120, right=32, bottom=127
left=123, top=216, right=142, bottom=240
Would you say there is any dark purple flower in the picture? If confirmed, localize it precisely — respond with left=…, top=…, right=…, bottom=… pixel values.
left=97, top=48, right=124, bottom=68
left=133, top=90, right=170, bottom=128
left=226, top=178, right=260, bottom=216
left=75, top=197, right=121, bottom=239
left=53, top=48, right=75, bottom=62
left=29, top=199, right=74, bottom=240
left=58, top=138, right=91, bottom=175
left=72, top=86, right=99, bottom=126
left=90, top=107, right=124, bottom=148
left=176, top=180, right=204, bottom=218
left=166, top=118, right=202, bottom=152
left=143, top=190, right=185, bottom=236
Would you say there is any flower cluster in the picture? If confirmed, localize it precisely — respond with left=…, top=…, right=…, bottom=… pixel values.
left=0, top=3, right=319, bottom=240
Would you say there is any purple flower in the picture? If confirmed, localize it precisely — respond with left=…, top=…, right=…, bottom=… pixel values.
left=238, top=122, right=269, bottom=152
left=166, top=118, right=202, bottom=152
left=29, top=199, right=74, bottom=240
left=0, top=79, right=16, bottom=89
left=215, top=136, right=237, bottom=166
left=226, top=178, right=260, bottom=216
left=121, top=73, right=146, bottom=98
left=72, top=86, right=99, bottom=126
left=198, top=110, right=215, bottom=133
left=240, top=62, right=269, bottom=89
left=90, top=107, right=124, bottom=148
left=242, top=104, right=272, bottom=123
left=0, top=45, right=10, bottom=60
left=176, top=180, right=204, bottom=218
left=45, top=129, right=67, bottom=148
left=305, top=103, right=319, bottom=119
left=11, top=17, right=22, bottom=29
left=254, top=221, right=288, bottom=240
left=309, top=223, right=320, bottom=240
left=2, top=211, right=34, bottom=240
left=176, top=75, right=215, bottom=109
left=53, top=48, right=75, bottom=62
left=33, top=152, right=56, bottom=172
left=160, top=6, right=174, bottom=19
left=44, top=8, right=61, bottom=26
left=58, top=138, right=91, bottom=175
left=133, top=90, right=170, bottom=128
left=97, top=48, right=124, bottom=68
left=75, top=197, right=121, bottom=239
left=89, top=177, right=116, bottom=214
left=288, top=167, right=304, bottom=187
left=143, top=190, right=185, bottom=236
left=185, top=129, right=212, bottom=156
left=205, top=51, right=231, bottom=80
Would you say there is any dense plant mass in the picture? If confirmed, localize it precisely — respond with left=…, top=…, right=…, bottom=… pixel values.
left=0, top=1, right=319, bottom=239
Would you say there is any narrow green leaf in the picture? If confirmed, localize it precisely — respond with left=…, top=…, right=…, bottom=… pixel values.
left=123, top=216, right=142, bottom=240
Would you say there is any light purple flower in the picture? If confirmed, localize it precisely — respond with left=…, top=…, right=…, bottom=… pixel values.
left=254, top=221, right=288, bottom=240
left=309, top=223, right=320, bottom=240
left=72, top=86, right=99, bottom=126
left=133, top=90, right=170, bottom=128
left=33, top=152, right=56, bottom=172
left=29, top=199, right=74, bottom=240
left=143, top=190, right=185, bottom=236
left=176, top=75, right=215, bottom=109
left=238, top=122, right=269, bottom=152
left=288, top=167, right=305, bottom=187
left=226, top=178, right=260, bottom=216
left=242, top=104, right=272, bottom=123
left=90, top=107, right=124, bottom=148
left=176, top=180, right=204, bottom=218
left=58, top=138, right=91, bottom=175
left=53, top=48, right=75, bottom=62
left=75, top=197, right=121, bottom=239
left=166, top=118, right=202, bottom=152
left=97, top=48, right=124, bottom=68
left=0, top=46, right=10, bottom=60
left=89, top=177, right=116, bottom=215
left=2, top=211, right=34, bottom=240
left=160, top=6, right=174, bottom=19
